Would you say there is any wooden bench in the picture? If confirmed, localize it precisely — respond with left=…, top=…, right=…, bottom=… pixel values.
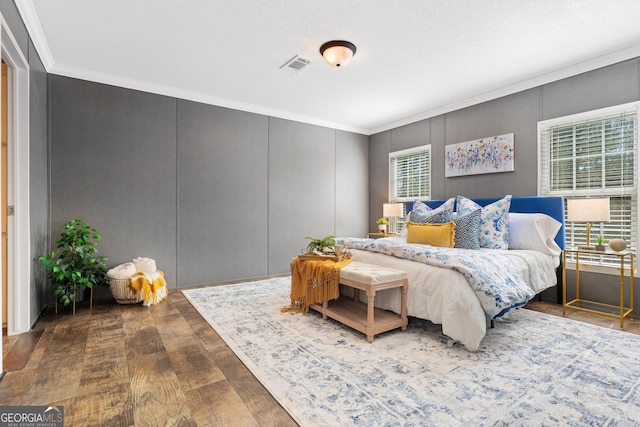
left=310, top=261, right=408, bottom=342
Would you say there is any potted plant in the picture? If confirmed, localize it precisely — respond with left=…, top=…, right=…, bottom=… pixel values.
left=595, top=235, right=606, bottom=252
left=305, top=235, right=336, bottom=253
left=376, top=218, right=388, bottom=234
left=39, top=219, right=109, bottom=308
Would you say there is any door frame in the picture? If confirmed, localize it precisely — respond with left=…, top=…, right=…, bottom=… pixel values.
left=1, top=14, right=31, bottom=339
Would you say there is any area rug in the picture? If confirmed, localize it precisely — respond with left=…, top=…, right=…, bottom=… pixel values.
left=182, top=277, right=640, bottom=426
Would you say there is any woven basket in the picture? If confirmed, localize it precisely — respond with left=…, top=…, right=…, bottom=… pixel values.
left=110, top=278, right=142, bottom=304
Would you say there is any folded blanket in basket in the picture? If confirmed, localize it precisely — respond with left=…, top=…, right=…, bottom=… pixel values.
left=130, top=270, right=168, bottom=306
left=106, top=262, right=136, bottom=279
left=132, top=257, right=157, bottom=274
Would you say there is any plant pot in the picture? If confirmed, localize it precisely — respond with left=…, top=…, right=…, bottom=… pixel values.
left=595, top=244, right=606, bottom=252
left=378, top=224, right=387, bottom=233
left=76, top=285, right=89, bottom=302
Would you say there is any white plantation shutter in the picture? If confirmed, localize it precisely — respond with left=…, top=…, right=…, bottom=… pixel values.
left=539, top=103, right=639, bottom=268
left=389, top=145, right=431, bottom=233
left=389, top=145, right=431, bottom=202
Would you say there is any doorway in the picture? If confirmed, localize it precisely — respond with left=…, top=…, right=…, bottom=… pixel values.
left=0, top=15, right=32, bottom=349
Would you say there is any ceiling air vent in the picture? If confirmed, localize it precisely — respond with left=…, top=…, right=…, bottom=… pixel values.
left=280, top=55, right=311, bottom=73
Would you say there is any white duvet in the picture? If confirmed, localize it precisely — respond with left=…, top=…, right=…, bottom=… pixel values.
left=344, top=238, right=558, bottom=351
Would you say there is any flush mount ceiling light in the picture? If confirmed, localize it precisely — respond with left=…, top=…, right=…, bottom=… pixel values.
left=319, top=40, right=356, bottom=67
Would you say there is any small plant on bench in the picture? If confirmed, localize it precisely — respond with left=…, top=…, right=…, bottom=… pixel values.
left=305, top=235, right=336, bottom=254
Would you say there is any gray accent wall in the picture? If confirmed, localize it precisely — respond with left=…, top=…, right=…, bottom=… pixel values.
left=28, top=39, right=48, bottom=322
left=542, top=59, right=639, bottom=120
left=50, top=77, right=178, bottom=289
left=49, top=77, right=368, bottom=289
left=370, top=57, right=640, bottom=310
left=268, top=118, right=336, bottom=274
left=0, top=1, right=29, bottom=55
left=368, top=131, right=391, bottom=226
left=177, top=101, right=269, bottom=285
left=335, top=130, right=368, bottom=238
left=442, top=88, right=540, bottom=198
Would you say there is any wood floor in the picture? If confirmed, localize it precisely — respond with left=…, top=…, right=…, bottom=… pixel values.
left=1, top=287, right=639, bottom=427
left=0, top=289, right=297, bottom=427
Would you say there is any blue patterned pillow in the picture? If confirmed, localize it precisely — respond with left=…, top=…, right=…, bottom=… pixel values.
left=456, top=195, right=512, bottom=249
left=409, top=198, right=455, bottom=223
left=412, top=209, right=454, bottom=224
left=453, top=209, right=481, bottom=249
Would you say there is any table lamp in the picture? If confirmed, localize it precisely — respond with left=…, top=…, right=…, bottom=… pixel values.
left=566, top=197, right=610, bottom=250
left=383, top=203, right=403, bottom=234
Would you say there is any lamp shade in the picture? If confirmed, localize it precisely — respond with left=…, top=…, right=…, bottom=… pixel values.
left=383, top=203, right=403, bottom=218
left=319, top=41, right=356, bottom=67
left=566, top=198, right=610, bottom=222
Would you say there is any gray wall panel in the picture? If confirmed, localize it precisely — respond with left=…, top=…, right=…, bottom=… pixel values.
left=335, top=130, right=368, bottom=238
left=429, top=115, right=446, bottom=199
left=444, top=88, right=540, bottom=198
left=28, top=39, right=48, bottom=319
left=542, top=59, right=639, bottom=120
left=1, top=1, right=29, bottom=57
left=268, top=118, right=335, bottom=274
left=177, top=101, right=269, bottom=286
left=390, top=119, right=429, bottom=152
left=49, top=76, right=178, bottom=287
left=368, top=131, right=391, bottom=230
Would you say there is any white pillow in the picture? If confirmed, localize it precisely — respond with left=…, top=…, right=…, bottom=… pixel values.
left=508, top=213, right=562, bottom=256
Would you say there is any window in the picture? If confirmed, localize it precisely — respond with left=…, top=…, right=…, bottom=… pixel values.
left=538, top=102, right=639, bottom=269
left=389, top=145, right=431, bottom=232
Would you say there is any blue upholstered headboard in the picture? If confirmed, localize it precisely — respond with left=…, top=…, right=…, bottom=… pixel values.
left=405, top=196, right=566, bottom=250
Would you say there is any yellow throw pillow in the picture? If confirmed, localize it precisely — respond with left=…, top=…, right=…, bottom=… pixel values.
left=406, top=221, right=456, bottom=248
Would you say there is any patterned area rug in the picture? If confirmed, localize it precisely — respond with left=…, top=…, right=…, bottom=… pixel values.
left=182, top=277, right=640, bottom=426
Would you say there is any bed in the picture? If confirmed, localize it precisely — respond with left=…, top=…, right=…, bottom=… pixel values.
left=337, top=195, right=565, bottom=351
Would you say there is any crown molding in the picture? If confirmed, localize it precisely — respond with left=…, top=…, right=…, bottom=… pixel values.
left=14, top=0, right=54, bottom=69
left=47, top=62, right=368, bottom=135
left=13, top=0, right=640, bottom=136
left=369, top=44, right=640, bottom=135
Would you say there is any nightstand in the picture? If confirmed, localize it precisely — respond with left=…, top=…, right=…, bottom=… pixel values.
left=562, top=248, right=634, bottom=328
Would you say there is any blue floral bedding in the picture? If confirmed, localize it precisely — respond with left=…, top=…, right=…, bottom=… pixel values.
left=338, top=237, right=536, bottom=320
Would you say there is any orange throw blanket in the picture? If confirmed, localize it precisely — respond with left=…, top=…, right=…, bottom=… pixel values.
left=282, top=256, right=352, bottom=314
left=129, top=269, right=168, bottom=306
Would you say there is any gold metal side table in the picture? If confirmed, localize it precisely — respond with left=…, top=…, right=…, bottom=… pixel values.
left=562, top=248, right=634, bottom=328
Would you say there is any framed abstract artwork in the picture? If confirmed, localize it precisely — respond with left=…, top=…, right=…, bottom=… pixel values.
left=445, top=133, right=514, bottom=177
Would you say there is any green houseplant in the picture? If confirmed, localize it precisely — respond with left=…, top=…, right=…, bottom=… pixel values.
left=305, top=235, right=336, bottom=253
left=376, top=217, right=388, bottom=233
left=39, top=219, right=109, bottom=306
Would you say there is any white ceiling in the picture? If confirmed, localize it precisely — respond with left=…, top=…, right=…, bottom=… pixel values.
left=15, top=0, right=640, bottom=135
